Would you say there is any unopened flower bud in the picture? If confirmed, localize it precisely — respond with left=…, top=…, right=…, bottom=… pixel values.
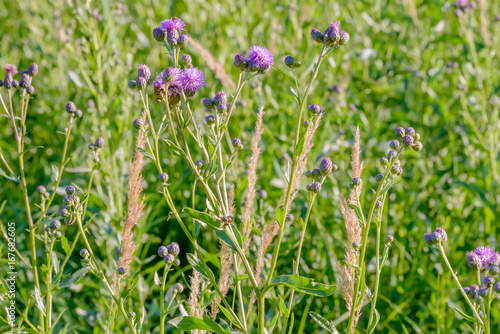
left=194, top=160, right=204, bottom=169
left=258, top=190, right=267, bottom=199
left=36, top=185, right=47, bottom=195
left=380, top=157, right=389, bottom=166
left=234, top=54, right=247, bottom=70
left=181, top=54, right=192, bottom=67
left=305, top=170, right=312, bottom=179
left=389, top=140, right=400, bottom=150
left=164, top=254, right=175, bottom=264
left=177, top=34, right=189, bottom=48
left=51, top=220, right=61, bottom=230
left=352, top=242, right=361, bottom=250
left=213, top=92, right=227, bottom=106
left=66, top=101, right=77, bottom=114
left=27, top=63, right=39, bottom=76
left=411, top=141, right=423, bottom=152
left=158, top=172, right=169, bottom=184
left=158, top=246, right=168, bottom=257
left=478, top=288, right=488, bottom=297
left=375, top=200, right=383, bottom=208
left=133, top=118, right=143, bottom=130
left=128, top=311, right=136, bottom=320
left=174, top=283, right=184, bottom=293
left=205, top=115, right=215, bottom=126
left=128, top=80, right=137, bottom=89
left=80, top=249, right=89, bottom=258
left=60, top=208, right=70, bottom=218
left=424, top=233, right=437, bottom=245
left=402, top=135, right=414, bottom=147
left=167, top=242, right=180, bottom=256
left=174, top=258, right=180, bottom=266
left=390, top=165, right=402, bottom=175
left=375, top=174, right=384, bottom=182
left=309, top=181, right=321, bottom=194
left=232, top=138, right=243, bottom=150
left=395, top=127, right=405, bottom=138
left=494, top=283, right=500, bottom=293
left=293, top=60, right=302, bottom=68
left=307, top=104, right=321, bottom=115
left=12, top=80, right=19, bottom=88
left=153, top=27, right=166, bottom=42
left=284, top=56, right=295, bottom=68
left=385, top=235, right=394, bottom=245
left=338, top=31, right=350, bottom=45
left=311, top=168, right=321, bottom=180
left=94, top=137, right=104, bottom=148
left=352, top=177, right=362, bottom=186
left=65, top=186, right=75, bottom=195
left=304, top=120, right=311, bottom=129
left=490, top=265, right=500, bottom=276
left=26, top=86, right=35, bottom=95
left=117, top=267, right=126, bottom=275
left=137, top=64, right=151, bottom=82
left=405, top=127, right=415, bottom=136
left=136, top=77, right=147, bottom=90
left=469, top=284, right=479, bottom=297
left=484, top=276, right=495, bottom=288
left=202, top=98, right=215, bottom=109
left=20, top=73, right=32, bottom=88
left=319, top=157, right=333, bottom=175
left=311, top=28, right=324, bottom=43
left=54, top=231, right=62, bottom=238
left=163, top=68, right=176, bottom=83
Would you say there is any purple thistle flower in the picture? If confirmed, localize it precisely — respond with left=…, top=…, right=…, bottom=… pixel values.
left=153, top=73, right=166, bottom=88
left=246, top=45, right=274, bottom=69
left=160, top=17, right=186, bottom=32
left=434, top=227, right=447, bottom=244
left=473, top=246, right=500, bottom=270
left=4, top=64, right=18, bottom=75
left=466, top=251, right=482, bottom=270
left=180, top=67, right=205, bottom=96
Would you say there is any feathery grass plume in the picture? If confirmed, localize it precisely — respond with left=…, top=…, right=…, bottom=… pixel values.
left=188, top=254, right=202, bottom=329
left=478, top=0, right=489, bottom=45
left=338, top=127, right=364, bottom=328
left=242, top=107, right=264, bottom=248
left=115, top=111, right=147, bottom=284
left=189, top=39, right=236, bottom=90
left=284, top=112, right=324, bottom=212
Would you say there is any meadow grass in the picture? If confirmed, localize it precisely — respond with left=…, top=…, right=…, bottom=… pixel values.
left=1, top=0, right=500, bottom=333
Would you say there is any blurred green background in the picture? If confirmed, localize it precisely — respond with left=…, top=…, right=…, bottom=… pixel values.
left=1, top=0, right=500, bottom=332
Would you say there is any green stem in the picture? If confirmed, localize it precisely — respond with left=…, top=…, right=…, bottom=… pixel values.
left=346, top=148, right=404, bottom=333
left=45, top=240, right=54, bottom=332
left=366, top=226, right=381, bottom=329
left=257, top=294, right=266, bottom=334
left=438, top=244, right=484, bottom=326
left=160, top=263, right=170, bottom=334
left=266, top=44, right=326, bottom=287
left=76, top=215, right=138, bottom=334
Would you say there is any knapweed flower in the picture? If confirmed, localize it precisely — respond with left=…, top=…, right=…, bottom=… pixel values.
left=180, top=67, right=205, bottom=97
left=246, top=46, right=274, bottom=73
left=3, top=64, right=18, bottom=88
left=472, top=246, right=500, bottom=271
left=160, top=17, right=186, bottom=45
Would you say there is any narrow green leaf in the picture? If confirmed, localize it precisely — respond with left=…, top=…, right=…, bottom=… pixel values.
left=276, top=206, right=285, bottom=227
left=367, top=309, right=380, bottom=334
left=309, top=312, right=339, bottom=333
left=169, top=315, right=231, bottom=333
left=279, top=295, right=289, bottom=317
left=182, top=208, right=221, bottom=231
left=60, top=236, right=71, bottom=256
left=266, top=274, right=337, bottom=297
left=59, top=267, right=89, bottom=288
left=452, top=306, right=479, bottom=324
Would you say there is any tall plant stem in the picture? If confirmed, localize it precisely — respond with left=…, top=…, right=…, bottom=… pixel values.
left=438, top=244, right=484, bottom=326
left=266, top=45, right=326, bottom=286
left=366, top=225, right=381, bottom=329
left=60, top=167, right=96, bottom=273
left=160, top=263, right=171, bottom=334
left=2, top=91, right=44, bottom=328
left=76, top=215, right=138, bottom=334
left=45, top=240, right=55, bottom=332
left=346, top=148, right=403, bottom=333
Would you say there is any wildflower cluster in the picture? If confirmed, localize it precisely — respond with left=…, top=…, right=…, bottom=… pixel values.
left=425, top=228, right=500, bottom=332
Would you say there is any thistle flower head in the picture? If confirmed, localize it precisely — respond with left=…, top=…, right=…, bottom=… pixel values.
left=473, top=246, right=500, bottom=270
left=319, top=157, right=335, bottom=176
left=246, top=45, right=274, bottom=70
left=180, top=67, right=205, bottom=95
left=467, top=251, right=483, bottom=270
left=164, top=254, right=175, bottom=264
left=424, top=227, right=447, bottom=246
left=36, top=185, right=46, bottom=195
left=160, top=17, right=186, bottom=32
left=137, top=64, right=151, bottom=82
left=158, top=246, right=168, bottom=257
left=4, top=64, right=18, bottom=75
left=27, top=63, right=39, bottom=76
left=167, top=242, right=180, bottom=256
left=153, top=27, right=166, bottom=42
left=233, top=53, right=247, bottom=70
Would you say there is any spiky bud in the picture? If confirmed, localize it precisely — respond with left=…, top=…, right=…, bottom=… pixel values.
left=158, top=246, right=168, bottom=257
left=164, top=254, right=175, bottom=264
left=117, top=267, right=126, bottom=275
left=402, top=135, right=414, bottom=147
left=284, top=56, right=295, bottom=68
left=311, top=28, right=324, bottom=43
left=66, top=101, right=77, bottom=114
left=205, top=115, right=215, bottom=127
left=309, top=181, right=321, bottom=194
left=167, top=242, right=180, bottom=256
left=65, top=186, right=75, bottom=195
left=181, top=54, right=192, bottom=67
left=94, top=137, right=104, bottom=148
left=307, top=104, right=321, bottom=115
left=319, top=158, right=334, bottom=176
left=232, top=138, right=243, bottom=150
left=153, top=27, right=166, bottom=42
left=133, top=118, right=144, bottom=130
left=234, top=54, right=247, bottom=70
left=258, top=190, right=267, bottom=199
left=213, top=91, right=227, bottom=106
left=158, top=172, right=169, bottom=184
left=389, top=140, right=400, bottom=150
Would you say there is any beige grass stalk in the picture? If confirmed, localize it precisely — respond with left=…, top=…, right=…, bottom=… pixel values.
left=211, top=186, right=236, bottom=319
left=242, top=107, right=264, bottom=248
left=115, top=112, right=147, bottom=284
left=338, top=127, right=364, bottom=327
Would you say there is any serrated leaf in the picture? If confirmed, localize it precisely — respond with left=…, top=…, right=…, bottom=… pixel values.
left=137, top=147, right=156, bottom=161
left=347, top=203, right=365, bottom=227
left=265, top=274, right=336, bottom=297
left=154, top=271, right=161, bottom=289
left=59, top=267, right=89, bottom=288
left=186, top=253, right=216, bottom=282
